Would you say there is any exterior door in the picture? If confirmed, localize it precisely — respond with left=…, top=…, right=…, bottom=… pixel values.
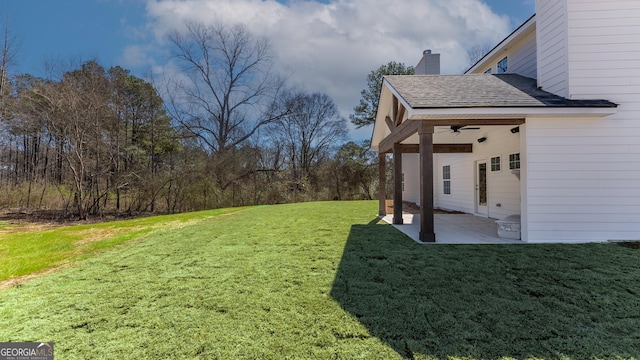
left=475, top=160, right=488, bottom=216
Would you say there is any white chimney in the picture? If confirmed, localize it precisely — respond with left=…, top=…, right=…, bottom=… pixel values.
left=415, top=49, right=440, bottom=75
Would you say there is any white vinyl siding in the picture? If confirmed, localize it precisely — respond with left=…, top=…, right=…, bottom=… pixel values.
left=536, top=0, right=569, bottom=97
left=401, top=154, right=420, bottom=206
left=508, top=34, right=537, bottom=79
left=433, top=153, right=474, bottom=212
left=566, top=0, right=640, bottom=103
left=522, top=116, right=640, bottom=243
left=518, top=0, right=640, bottom=243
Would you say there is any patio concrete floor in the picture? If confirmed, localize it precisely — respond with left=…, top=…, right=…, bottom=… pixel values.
left=381, top=213, right=522, bottom=244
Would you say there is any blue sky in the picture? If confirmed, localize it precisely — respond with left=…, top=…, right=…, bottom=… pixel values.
left=1, top=0, right=535, bottom=137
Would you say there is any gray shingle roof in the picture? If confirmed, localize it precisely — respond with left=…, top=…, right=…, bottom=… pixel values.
left=384, top=74, right=617, bottom=109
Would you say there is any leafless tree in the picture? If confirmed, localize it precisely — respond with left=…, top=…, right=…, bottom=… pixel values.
left=0, top=19, right=19, bottom=117
left=466, top=44, right=493, bottom=70
left=167, top=21, right=289, bottom=154
left=274, top=91, right=348, bottom=195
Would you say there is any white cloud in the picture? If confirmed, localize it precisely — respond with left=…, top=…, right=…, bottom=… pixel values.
left=137, top=0, right=511, bottom=139
left=120, top=44, right=156, bottom=68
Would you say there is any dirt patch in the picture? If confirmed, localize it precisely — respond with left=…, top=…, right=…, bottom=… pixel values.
left=73, top=227, right=143, bottom=246
left=0, top=209, right=155, bottom=234
left=617, top=241, right=640, bottom=250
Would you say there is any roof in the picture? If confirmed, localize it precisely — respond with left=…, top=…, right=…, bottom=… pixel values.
left=384, top=74, right=617, bottom=109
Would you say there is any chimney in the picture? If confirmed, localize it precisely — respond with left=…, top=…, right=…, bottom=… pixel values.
left=415, top=49, right=440, bottom=75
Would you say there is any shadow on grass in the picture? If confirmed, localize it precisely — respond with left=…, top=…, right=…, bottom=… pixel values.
left=330, top=220, right=640, bottom=359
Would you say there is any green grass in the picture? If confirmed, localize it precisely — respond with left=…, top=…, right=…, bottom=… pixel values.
left=0, top=207, right=246, bottom=282
left=0, top=201, right=639, bottom=359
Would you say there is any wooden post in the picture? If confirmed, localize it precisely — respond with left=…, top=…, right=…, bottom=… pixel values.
left=378, top=153, right=386, bottom=216
left=393, top=143, right=403, bottom=225
left=419, top=123, right=436, bottom=242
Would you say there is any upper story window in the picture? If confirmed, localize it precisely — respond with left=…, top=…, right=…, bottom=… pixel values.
left=485, top=68, right=492, bottom=74
left=497, top=56, right=508, bottom=74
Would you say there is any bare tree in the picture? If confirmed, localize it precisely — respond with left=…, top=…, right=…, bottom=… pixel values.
left=274, top=91, right=347, bottom=195
left=0, top=18, right=19, bottom=121
left=167, top=21, right=288, bottom=154
left=466, top=44, right=493, bottom=70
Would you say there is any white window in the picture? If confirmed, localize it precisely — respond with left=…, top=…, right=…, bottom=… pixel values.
left=491, top=156, right=501, bottom=172
left=443, top=165, right=451, bottom=195
left=509, top=153, right=520, bottom=170
left=497, top=56, right=508, bottom=74
left=485, top=68, right=492, bottom=74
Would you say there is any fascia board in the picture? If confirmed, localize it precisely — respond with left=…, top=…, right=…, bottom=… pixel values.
left=407, top=106, right=617, bottom=119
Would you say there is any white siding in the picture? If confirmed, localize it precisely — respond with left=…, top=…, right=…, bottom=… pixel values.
left=433, top=153, right=474, bottom=213
left=403, top=126, right=521, bottom=220
left=508, top=33, right=537, bottom=79
left=468, top=20, right=537, bottom=77
left=567, top=0, right=640, bottom=102
left=536, top=0, right=569, bottom=97
left=517, top=0, right=640, bottom=243
left=402, top=154, right=421, bottom=206
left=523, top=117, right=640, bottom=242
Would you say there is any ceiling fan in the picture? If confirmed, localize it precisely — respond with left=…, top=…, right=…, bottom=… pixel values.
left=439, top=125, right=481, bottom=135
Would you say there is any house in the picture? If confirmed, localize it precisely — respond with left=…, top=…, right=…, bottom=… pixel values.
left=371, top=0, right=640, bottom=243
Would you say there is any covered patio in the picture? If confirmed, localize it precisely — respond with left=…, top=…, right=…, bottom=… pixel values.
left=372, top=74, right=617, bottom=243
left=381, top=213, right=521, bottom=244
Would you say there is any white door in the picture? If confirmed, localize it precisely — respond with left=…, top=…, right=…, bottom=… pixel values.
left=475, top=160, right=488, bottom=216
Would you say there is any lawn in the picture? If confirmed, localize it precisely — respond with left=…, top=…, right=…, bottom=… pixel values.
left=0, top=201, right=639, bottom=359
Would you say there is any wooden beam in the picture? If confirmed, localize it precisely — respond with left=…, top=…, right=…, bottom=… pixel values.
left=385, top=116, right=394, bottom=131
left=418, top=124, right=436, bottom=242
left=434, top=143, right=473, bottom=153
left=378, top=153, right=386, bottom=216
left=383, top=143, right=473, bottom=154
left=392, top=143, right=403, bottom=225
left=379, top=120, right=421, bottom=153
left=395, top=104, right=406, bottom=127
left=391, top=96, right=398, bottom=127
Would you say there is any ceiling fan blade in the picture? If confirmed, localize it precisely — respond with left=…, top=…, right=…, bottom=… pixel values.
left=450, top=125, right=480, bottom=132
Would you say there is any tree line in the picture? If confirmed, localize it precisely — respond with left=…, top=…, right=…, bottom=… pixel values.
left=0, top=22, right=387, bottom=219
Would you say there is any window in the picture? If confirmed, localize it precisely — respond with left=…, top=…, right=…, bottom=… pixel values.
left=485, top=68, right=492, bottom=74
left=443, top=165, right=451, bottom=195
left=491, top=156, right=501, bottom=171
left=509, top=153, right=520, bottom=170
left=497, top=56, right=508, bottom=74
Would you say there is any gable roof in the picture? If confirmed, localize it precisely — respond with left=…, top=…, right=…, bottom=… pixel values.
left=384, top=74, right=617, bottom=109
left=371, top=74, right=618, bottom=151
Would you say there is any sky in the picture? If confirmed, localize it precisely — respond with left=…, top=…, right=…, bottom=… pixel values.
left=1, top=0, right=535, bottom=139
